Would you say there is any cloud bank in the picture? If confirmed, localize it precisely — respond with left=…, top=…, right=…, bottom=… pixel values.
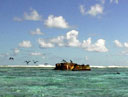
left=38, top=30, right=108, bottom=52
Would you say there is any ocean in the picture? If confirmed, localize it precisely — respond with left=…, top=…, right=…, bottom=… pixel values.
left=0, top=67, right=128, bottom=97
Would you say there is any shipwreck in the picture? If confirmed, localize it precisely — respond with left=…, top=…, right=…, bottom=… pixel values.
left=54, top=60, right=91, bottom=71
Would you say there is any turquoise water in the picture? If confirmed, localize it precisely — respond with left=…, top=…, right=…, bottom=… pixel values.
left=0, top=67, right=128, bottom=97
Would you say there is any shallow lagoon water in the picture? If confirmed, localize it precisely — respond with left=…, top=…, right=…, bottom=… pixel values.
left=0, top=67, right=128, bottom=97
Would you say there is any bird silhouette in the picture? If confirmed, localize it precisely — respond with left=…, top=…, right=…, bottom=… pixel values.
left=33, top=60, right=38, bottom=64
left=70, top=60, right=73, bottom=63
left=62, top=59, right=67, bottom=63
left=9, top=57, right=14, bottom=60
left=24, top=61, right=31, bottom=65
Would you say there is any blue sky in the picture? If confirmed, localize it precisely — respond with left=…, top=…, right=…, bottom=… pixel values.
left=0, top=0, right=128, bottom=66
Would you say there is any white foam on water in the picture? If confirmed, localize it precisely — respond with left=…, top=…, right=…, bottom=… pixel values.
left=1, top=65, right=128, bottom=68
left=38, top=64, right=55, bottom=67
left=0, top=64, right=55, bottom=67
left=91, top=65, right=128, bottom=68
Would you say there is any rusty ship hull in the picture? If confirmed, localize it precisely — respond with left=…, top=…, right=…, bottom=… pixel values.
left=54, top=62, right=91, bottom=71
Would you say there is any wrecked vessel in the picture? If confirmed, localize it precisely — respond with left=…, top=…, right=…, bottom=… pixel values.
left=54, top=60, right=91, bottom=71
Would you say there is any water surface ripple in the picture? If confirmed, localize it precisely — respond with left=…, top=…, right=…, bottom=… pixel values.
left=0, top=67, right=128, bottom=97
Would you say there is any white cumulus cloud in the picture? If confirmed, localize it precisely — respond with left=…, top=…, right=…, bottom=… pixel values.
left=38, top=39, right=55, bottom=48
left=113, top=40, right=128, bottom=48
left=113, top=40, right=128, bottom=55
left=24, top=9, right=42, bottom=21
left=66, top=30, right=81, bottom=47
left=45, top=15, right=70, bottom=29
left=124, top=42, right=128, bottom=48
left=38, top=30, right=81, bottom=48
left=30, top=28, right=43, bottom=35
left=14, top=9, right=42, bottom=21
left=38, top=30, right=108, bottom=53
left=82, top=38, right=108, bottom=52
left=80, top=5, right=86, bottom=15
left=50, top=36, right=65, bottom=47
left=87, top=4, right=103, bottom=16
left=113, top=40, right=123, bottom=47
left=110, top=0, right=119, bottom=4
left=19, top=40, right=32, bottom=48
left=13, top=48, right=20, bottom=55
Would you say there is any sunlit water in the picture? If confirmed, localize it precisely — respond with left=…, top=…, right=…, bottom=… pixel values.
left=0, top=67, right=128, bottom=97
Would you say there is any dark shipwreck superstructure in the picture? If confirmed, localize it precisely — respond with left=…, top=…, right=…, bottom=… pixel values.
left=54, top=60, right=91, bottom=71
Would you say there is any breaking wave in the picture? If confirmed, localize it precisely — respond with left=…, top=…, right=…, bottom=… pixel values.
left=91, top=65, right=128, bottom=68
left=0, top=64, right=55, bottom=67
left=38, top=64, right=55, bottom=67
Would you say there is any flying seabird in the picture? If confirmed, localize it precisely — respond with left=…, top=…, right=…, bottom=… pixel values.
left=33, top=60, right=38, bottom=64
left=24, top=61, right=31, bottom=65
left=9, top=57, right=14, bottom=60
